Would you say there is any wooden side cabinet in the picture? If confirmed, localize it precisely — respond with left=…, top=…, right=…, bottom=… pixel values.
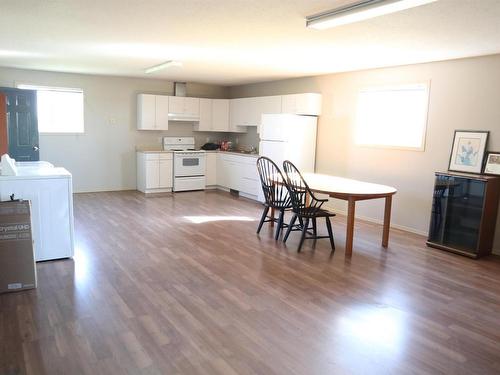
left=427, top=171, right=500, bottom=258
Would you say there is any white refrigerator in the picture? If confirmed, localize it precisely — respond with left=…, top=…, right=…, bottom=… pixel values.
left=259, top=113, right=318, bottom=173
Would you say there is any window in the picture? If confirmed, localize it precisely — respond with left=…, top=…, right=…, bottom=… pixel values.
left=18, top=85, right=84, bottom=133
left=355, top=83, right=429, bottom=150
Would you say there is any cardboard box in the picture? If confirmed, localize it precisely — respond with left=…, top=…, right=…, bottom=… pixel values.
left=0, top=200, right=37, bottom=293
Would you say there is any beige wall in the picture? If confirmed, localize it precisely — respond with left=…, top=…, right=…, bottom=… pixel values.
left=230, top=54, right=500, bottom=253
left=0, top=67, right=229, bottom=192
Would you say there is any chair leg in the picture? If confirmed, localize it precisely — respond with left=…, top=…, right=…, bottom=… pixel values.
left=312, top=218, right=317, bottom=237
left=325, top=216, right=335, bottom=252
left=256, top=205, right=269, bottom=234
left=275, top=208, right=285, bottom=240
left=283, top=214, right=297, bottom=243
left=298, top=218, right=309, bottom=252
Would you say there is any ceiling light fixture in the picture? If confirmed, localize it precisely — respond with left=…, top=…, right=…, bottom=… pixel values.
left=145, top=60, right=183, bottom=74
left=306, top=0, right=438, bottom=30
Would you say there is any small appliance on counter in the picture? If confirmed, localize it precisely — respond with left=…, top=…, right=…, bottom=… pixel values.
left=163, top=137, right=206, bottom=192
left=201, top=142, right=219, bottom=151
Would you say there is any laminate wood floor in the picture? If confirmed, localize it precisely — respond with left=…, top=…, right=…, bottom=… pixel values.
left=2, top=190, right=500, bottom=375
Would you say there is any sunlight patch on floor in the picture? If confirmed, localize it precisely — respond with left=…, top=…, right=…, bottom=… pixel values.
left=336, top=305, right=407, bottom=352
left=183, top=215, right=256, bottom=224
left=73, top=244, right=91, bottom=286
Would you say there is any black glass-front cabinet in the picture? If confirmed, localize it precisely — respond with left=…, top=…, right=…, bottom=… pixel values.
left=427, top=172, right=500, bottom=258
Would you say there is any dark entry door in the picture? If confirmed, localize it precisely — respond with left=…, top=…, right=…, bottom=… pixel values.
left=0, top=87, right=39, bottom=161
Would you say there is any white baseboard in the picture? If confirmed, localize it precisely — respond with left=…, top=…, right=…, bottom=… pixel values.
left=331, top=207, right=500, bottom=255
left=332, top=208, right=428, bottom=237
left=74, top=187, right=135, bottom=194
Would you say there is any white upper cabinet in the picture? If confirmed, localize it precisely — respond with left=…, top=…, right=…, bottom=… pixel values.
left=281, top=93, right=322, bottom=116
left=229, top=98, right=250, bottom=133
left=195, top=98, right=230, bottom=132
left=139, top=92, right=321, bottom=131
left=168, top=96, right=200, bottom=118
left=212, top=99, right=230, bottom=132
left=230, top=98, right=254, bottom=127
left=137, top=94, right=155, bottom=130
left=155, top=95, right=170, bottom=130
left=137, top=94, right=169, bottom=130
left=229, top=95, right=282, bottom=129
left=185, top=97, right=200, bottom=116
left=168, top=96, right=184, bottom=114
left=197, top=98, right=212, bottom=131
left=258, top=95, right=282, bottom=117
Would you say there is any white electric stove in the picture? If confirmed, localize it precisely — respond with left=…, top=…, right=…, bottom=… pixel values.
left=163, top=137, right=206, bottom=192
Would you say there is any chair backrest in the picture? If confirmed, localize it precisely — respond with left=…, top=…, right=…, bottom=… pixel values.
left=256, top=157, right=291, bottom=208
left=282, top=160, right=324, bottom=216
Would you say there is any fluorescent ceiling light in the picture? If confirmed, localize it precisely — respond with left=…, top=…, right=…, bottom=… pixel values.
left=306, top=0, right=438, bottom=30
left=0, top=49, right=43, bottom=57
left=145, top=60, right=182, bottom=74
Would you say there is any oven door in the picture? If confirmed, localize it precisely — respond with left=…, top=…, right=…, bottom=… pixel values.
left=174, top=154, right=206, bottom=177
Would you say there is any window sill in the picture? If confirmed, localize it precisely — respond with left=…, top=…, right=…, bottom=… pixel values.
left=355, top=143, right=425, bottom=152
left=39, top=132, right=85, bottom=136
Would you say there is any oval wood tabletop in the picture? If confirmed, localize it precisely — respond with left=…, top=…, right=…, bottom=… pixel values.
left=302, top=173, right=397, bottom=198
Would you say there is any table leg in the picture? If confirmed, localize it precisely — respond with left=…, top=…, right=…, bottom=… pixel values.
left=382, top=195, right=392, bottom=248
left=270, top=207, right=275, bottom=227
left=345, top=198, right=356, bottom=257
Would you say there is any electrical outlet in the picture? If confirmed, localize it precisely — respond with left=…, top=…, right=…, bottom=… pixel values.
left=206, top=137, right=211, bottom=142
left=109, top=117, right=117, bottom=126
left=235, top=137, right=239, bottom=144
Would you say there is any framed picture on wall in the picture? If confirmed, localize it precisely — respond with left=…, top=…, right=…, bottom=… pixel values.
left=448, top=130, right=489, bottom=174
left=483, top=151, right=500, bottom=175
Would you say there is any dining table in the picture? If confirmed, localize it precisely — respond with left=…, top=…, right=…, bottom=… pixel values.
left=272, top=173, right=397, bottom=257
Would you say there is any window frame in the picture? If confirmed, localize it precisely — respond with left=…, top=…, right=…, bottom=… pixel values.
left=353, top=82, right=431, bottom=152
left=17, top=84, right=85, bottom=135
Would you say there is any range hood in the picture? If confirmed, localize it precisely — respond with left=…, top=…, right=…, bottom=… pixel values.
left=168, top=113, right=199, bottom=122
left=168, top=82, right=200, bottom=122
left=174, top=82, right=186, bottom=97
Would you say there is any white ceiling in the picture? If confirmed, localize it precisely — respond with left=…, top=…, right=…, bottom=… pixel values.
left=1, top=0, right=500, bottom=85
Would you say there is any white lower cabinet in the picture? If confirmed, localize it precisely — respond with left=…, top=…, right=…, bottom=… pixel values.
left=216, top=153, right=260, bottom=199
left=137, top=151, right=260, bottom=200
left=145, top=159, right=160, bottom=188
left=205, top=152, right=217, bottom=187
left=240, top=162, right=260, bottom=196
left=216, top=154, right=229, bottom=188
left=159, top=157, right=173, bottom=188
left=137, top=152, right=173, bottom=193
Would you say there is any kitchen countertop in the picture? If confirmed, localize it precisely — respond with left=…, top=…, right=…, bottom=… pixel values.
left=136, top=147, right=173, bottom=153
left=205, top=150, right=259, bottom=158
left=136, top=147, right=259, bottom=158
